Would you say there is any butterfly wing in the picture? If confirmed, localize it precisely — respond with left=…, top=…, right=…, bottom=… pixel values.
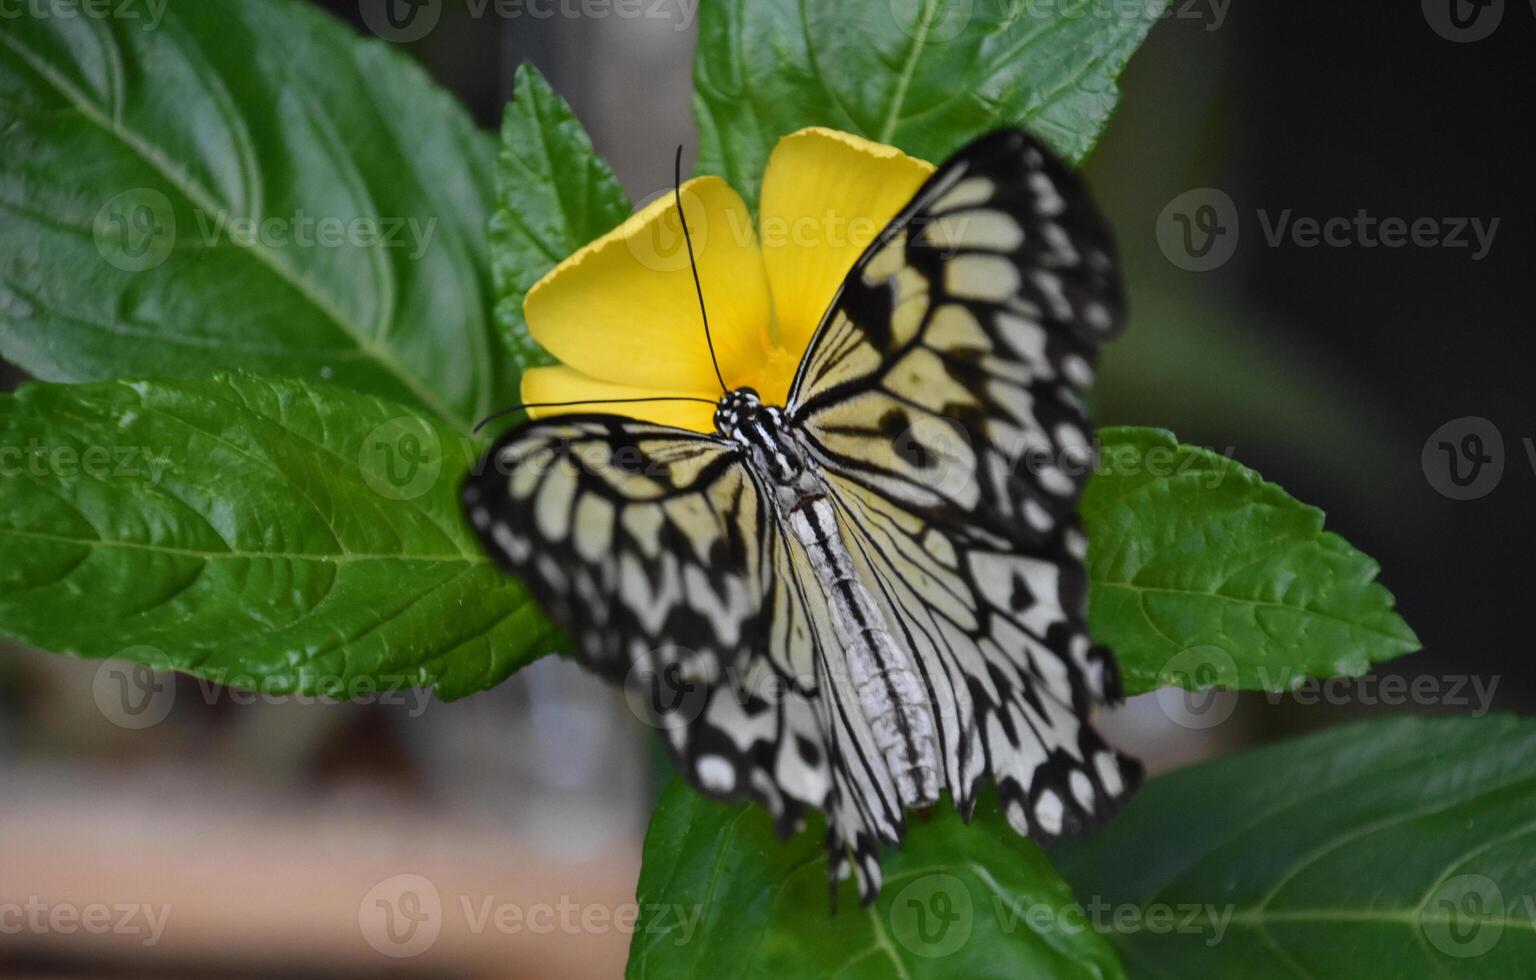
left=463, top=417, right=835, bottom=834
left=464, top=417, right=764, bottom=680
left=786, top=129, right=1142, bottom=858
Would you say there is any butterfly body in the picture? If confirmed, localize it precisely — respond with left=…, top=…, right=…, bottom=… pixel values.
left=465, top=129, right=1141, bottom=902
left=718, top=389, right=944, bottom=809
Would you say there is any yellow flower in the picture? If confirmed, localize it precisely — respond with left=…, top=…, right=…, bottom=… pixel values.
left=521, top=128, right=935, bottom=433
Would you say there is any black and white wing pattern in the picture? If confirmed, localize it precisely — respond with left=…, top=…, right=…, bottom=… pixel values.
left=786, top=129, right=1142, bottom=878
left=464, top=128, right=1141, bottom=907
left=462, top=418, right=834, bottom=835
left=464, top=418, right=764, bottom=681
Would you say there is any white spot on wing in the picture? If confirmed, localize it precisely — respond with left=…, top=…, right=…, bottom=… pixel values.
left=946, top=254, right=1020, bottom=302
left=622, top=505, right=664, bottom=558
left=573, top=493, right=616, bottom=561
left=1030, top=172, right=1065, bottom=216
left=931, top=176, right=995, bottom=212
left=697, top=755, right=736, bottom=793
left=1070, top=769, right=1096, bottom=810
left=1095, top=751, right=1124, bottom=797
left=918, top=210, right=1023, bottom=252
left=1035, top=789, right=1065, bottom=835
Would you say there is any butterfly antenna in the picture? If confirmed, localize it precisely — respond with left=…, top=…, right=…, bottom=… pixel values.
left=472, top=395, right=719, bottom=434
left=675, top=145, right=729, bottom=395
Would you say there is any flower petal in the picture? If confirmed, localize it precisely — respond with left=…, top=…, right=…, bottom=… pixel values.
left=525, top=176, right=773, bottom=394
left=521, top=365, right=716, bottom=433
left=758, top=128, right=934, bottom=361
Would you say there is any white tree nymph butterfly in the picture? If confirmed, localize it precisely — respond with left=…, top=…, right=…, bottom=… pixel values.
left=463, top=128, right=1141, bottom=903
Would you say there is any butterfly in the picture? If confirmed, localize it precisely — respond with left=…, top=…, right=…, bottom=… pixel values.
left=462, top=128, right=1141, bottom=902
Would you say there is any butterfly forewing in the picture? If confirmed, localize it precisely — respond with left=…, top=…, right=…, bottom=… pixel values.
left=464, top=417, right=842, bottom=835
left=789, top=129, right=1125, bottom=548
left=464, top=418, right=765, bottom=684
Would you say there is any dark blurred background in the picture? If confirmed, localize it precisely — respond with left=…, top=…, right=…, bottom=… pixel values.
left=2, top=1, right=1532, bottom=976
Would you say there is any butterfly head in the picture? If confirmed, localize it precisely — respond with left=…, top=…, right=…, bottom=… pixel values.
left=716, top=387, right=814, bottom=493
left=713, top=387, right=763, bottom=436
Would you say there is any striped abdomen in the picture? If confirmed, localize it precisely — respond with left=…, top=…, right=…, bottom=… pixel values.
left=788, top=495, right=941, bottom=807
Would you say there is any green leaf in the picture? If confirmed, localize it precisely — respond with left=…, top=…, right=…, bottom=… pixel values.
left=0, top=374, right=555, bottom=700
left=0, top=0, right=510, bottom=434
left=490, top=62, right=633, bottom=372
left=1084, top=427, right=1418, bottom=694
left=1053, top=715, right=1536, bottom=978
left=628, top=780, right=1127, bottom=979
left=693, top=0, right=1168, bottom=206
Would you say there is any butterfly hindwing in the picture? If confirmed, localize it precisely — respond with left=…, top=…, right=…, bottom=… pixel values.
left=823, top=472, right=1140, bottom=844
